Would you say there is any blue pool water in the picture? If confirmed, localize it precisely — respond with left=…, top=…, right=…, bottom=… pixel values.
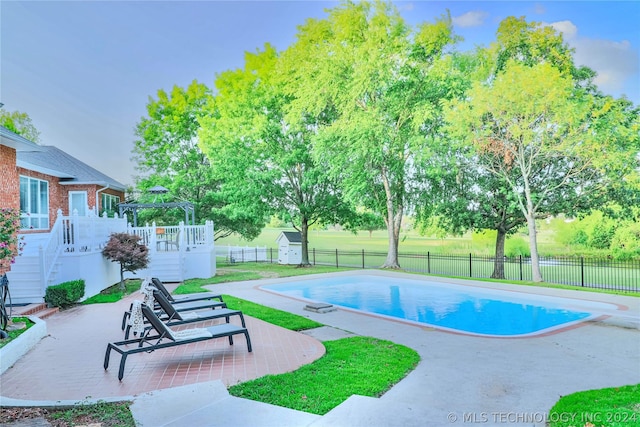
left=261, top=275, right=614, bottom=337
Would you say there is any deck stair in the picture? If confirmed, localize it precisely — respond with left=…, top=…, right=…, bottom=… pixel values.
left=10, top=303, right=59, bottom=319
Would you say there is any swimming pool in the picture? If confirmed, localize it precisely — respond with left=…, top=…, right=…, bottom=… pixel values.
left=261, top=274, right=617, bottom=337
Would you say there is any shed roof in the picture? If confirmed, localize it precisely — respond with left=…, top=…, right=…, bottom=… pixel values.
left=17, top=145, right=126, bottom=191
left=277, top=231, right=302, bottom=243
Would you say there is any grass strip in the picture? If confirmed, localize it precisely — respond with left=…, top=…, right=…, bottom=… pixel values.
left=48, top=401, right=135, bottom=427
left=228, top=336, right=420, bottom=415
left=221, top=294, right=322, bottom=331
left=548, top=384, right=640, bottom=427
left=0, top=317, right=34, bottom=349
left=173, top=272, right=263, bottom=294
left=216, top=262, right=355, bottom=277
left=82, top=279, right=142, bottom=304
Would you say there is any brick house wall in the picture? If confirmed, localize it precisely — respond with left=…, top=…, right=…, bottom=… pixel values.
left=16, top=167, right=125, bottom=232
left=0, top=145, right=20, bottom=210
left=61, top=184, right=124, bottom=215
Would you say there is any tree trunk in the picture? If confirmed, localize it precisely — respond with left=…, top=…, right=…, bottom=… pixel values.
left=526, top=213, right=543, bottom=282
left=491, top=229, right=507, bottom=279
left=381, top=168, right=402, bottom=269
left=299, top=218, right=311, bottom=267
left=382, top=203, right=402, bottom=269
left=119, top=264, right=125, bottom=292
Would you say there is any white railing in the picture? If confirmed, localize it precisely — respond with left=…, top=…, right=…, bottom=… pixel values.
left=127, top=221, right=214, bottom=252
left=219, top=245, right=268, bottom=263
left=39, top=210, right=65, bottom=289
left=60, top=210, right=127, bottom=253
left=39, top=209, right=127, bottom=287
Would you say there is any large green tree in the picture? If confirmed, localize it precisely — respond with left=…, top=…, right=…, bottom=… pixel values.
left=198, top=45, right=354, bottom=265
left=280, top=0, right=462, bottom=268
left=0, top=109, right=40, bottom=142
left=445, top=61, right=638, bottom=282
left=132, top=80, right=264, bottom=240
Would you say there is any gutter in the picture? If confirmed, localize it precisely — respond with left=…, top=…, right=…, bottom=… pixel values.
left=95, top=184, right=110, bottom=216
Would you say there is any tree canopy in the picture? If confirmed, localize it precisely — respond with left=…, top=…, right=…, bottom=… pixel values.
left=0, top=108, right=41, bottom=143
left=132, top=80, right=265, bottom=240
left=198, top=45, right=355, bottom=265
left=280, top=0, right=463, bottom=268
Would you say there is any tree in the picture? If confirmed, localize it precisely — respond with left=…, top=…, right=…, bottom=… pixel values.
left=102, top=233, right=149, bottom=291
left=356, top=210, right=386, bottom=238
left=132, top=81, right=264, bottom=240
left=445, top=61, right=637, bottom=282
left=280, top=0, right=461, bottom=268
left=0, top=109, right=41, bottom=143
left=199, top=45, right=355, bottom=265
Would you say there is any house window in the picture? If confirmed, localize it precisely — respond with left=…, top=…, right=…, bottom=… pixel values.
left=20, top=176, right=49, bottom=229
left=101, top=193, right=120, bottom=215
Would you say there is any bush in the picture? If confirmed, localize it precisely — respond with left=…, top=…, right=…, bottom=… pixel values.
left=45, top=280, right=85, bottom=308
left=505, top=236, right=530, bottom=257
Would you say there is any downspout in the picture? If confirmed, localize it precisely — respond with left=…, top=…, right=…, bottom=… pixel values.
left=95, top=184, right=110, bottom=216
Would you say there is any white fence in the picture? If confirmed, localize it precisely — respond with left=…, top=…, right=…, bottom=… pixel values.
left=216, top=245, right=268, bottom=263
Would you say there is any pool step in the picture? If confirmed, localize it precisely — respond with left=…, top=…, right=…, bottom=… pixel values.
left=304, top=302, right=337, bottom=314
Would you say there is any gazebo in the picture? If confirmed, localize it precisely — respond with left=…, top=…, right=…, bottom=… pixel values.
left=118, top=186, right=195, bottom=227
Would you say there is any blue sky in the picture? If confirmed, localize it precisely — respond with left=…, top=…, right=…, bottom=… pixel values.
left=2, top=1, right=638, bottom=187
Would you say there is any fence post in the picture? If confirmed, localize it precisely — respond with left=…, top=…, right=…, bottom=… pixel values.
left=335, top=249, right=338, bottom=268
left=580, top=257, right=585, bottom=287
left=313, top=248, right=316, bottom=266
left=469, top=253, right=472, bottom=278
left=255, top=247, right=258, bottom=263
left=72, top=209, right=79, bottom=253
left=270, top=247, right=273, bottom=264
left=427, top=252, right=430, bottom=274
left=519, top=255, right=523, bottom=281
left=362, top=249, right=365, bottom=269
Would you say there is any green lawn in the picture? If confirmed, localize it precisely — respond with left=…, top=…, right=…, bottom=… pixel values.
left=228, top=336, right=420, bottom=415
left=217, top=226, right=571, bottom=256
left=548, top=384, right=640, bottom=427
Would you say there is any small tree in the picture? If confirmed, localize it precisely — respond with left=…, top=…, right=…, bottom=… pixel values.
left=102, top=233, right=149, bottom=291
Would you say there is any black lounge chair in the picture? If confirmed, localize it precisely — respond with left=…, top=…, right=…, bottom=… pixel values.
left=151, top=277, right=224, bottom=305
left=105, top=303, right=252, bottom=381
left=121, top=288, right=227, bottom=330
left=123, top=289, right=246, bottom=339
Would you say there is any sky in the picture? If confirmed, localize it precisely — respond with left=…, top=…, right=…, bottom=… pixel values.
left=1, top=1, right=639, bottom=187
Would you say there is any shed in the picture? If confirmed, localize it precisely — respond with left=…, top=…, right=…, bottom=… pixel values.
left=276, top=231, right=302, bottom=265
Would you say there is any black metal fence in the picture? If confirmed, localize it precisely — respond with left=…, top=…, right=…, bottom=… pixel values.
left=226, top=246, right=640, bottom=293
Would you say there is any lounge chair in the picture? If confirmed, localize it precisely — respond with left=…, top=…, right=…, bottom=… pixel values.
left=120, top=280, right=227, bottom=330
left=123, top=289, right=246, bottom=339
left=106, top=302, right=252, bottom=381
left=151, top=277, right=224, bottom=305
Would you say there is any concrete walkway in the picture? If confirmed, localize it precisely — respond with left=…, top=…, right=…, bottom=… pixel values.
left=2, top=270, right=639, bottom=427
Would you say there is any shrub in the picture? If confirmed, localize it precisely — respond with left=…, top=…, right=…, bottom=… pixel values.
left=45, top=280, right=85, bottom=308
left=505, top=236, right=530, bottom=257
left=610, top=222, right=640, bottom=260
left=0, top=208, right=24, bottom=274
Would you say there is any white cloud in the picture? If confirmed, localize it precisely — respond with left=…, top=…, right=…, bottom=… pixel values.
left=546, top=20, right=639, bottom=98
left=396, top=2, right=414, bottom=12
left=533, top=3, right=546, bottom=15
left=452, top=11, right=489, bottom=28
left=549, top=20, right=577, bottom=40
